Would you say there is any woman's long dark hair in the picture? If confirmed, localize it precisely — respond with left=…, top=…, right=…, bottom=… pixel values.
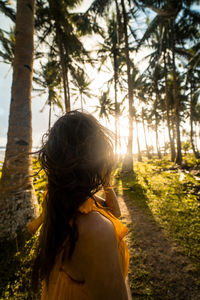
left=32, top=110, right=114, bottom=292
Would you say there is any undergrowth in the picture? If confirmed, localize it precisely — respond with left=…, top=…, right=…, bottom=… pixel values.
left=0, top=160, right=44, bottom=299
left=1, top=155, right=200, bottom=299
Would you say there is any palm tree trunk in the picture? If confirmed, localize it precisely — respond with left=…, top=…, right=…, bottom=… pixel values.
left=114, top=49, right=118, bottom=157
left=148, top=125, right=153, bottom=156
left=195, top=122, right=199, bottom=152
left=80, top=93, right=83, bottom=111
left=155, top=113, right=162, bottom=159
left=121, top=0, right=134, bottom=172
left=114, top=0, right=121, bottom=160
left=57, top=28, right=70, bottom=112
left=172, top=116, right=176, bottom=152
left=190, top=83, right=200, bottom=158
left=48, top=100, right=52, bottom=130
left=66, top=66, right=71, bottom=110
left=164, top=50, right=176, bottom=161
left=171, top=20, right=182, bottom=165
left=0, top=0, right=38, bottom=239
left=135, top=119, right=142, bottom=161
left=142, top=114, right=151, bottom=159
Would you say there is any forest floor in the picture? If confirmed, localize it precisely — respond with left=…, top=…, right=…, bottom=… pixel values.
left=0, top=155, right=200, bottom=299
left=116, top=156, right=200, bottom=300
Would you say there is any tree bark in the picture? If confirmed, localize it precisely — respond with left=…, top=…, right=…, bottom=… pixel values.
left=121, top=0, right=134, bottom=172
left=155, top=111, right=162, bottom=159
left=114, top=0, right=121, bottom=160
left=80, top=93, right=83, bottom=112
left=142, top=113, right=151, bottom=159
left=0, top=0, right=38, bottom=239
left=114, top=48, right=118, bottom=157
left=48, top=100, right=52, bottom=130
left=171, top=20, right=182, bottom=165
left=66, top=66, right=71, bottom=111
left=164, top=50, right=176, bottom=161
left=135, top=119, right=142, bottom=161
left=190, top=83, right=200, bottom=158
left=57, top=28, right=71, bottom=112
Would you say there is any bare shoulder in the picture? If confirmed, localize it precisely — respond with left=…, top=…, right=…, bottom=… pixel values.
left=76, top=210, right=118, bottom=271
left=77, top=211, right=115, bottom=243
left=76, top=212, right=128, bottom=300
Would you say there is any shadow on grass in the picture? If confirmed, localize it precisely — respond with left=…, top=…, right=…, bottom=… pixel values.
left=116, top=171, right=152, bottom=213
left=115, top=171, right=200, bottom=300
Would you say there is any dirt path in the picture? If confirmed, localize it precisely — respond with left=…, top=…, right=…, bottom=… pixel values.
left=118, top=195, right=200, bottom=300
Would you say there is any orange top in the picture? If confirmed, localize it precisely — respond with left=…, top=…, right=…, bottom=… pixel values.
left=29, top=198, right=129, bottom=300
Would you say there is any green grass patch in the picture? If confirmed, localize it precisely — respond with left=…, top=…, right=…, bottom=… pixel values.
left=118, top=157, right=200, bottom=265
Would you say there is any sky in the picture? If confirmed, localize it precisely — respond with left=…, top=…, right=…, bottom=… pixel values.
left=0, top=1, right=93, bottom=148
left=0, top=0, right=156, bottom=155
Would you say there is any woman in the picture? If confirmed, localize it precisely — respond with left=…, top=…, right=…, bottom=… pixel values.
left=28, top=111, right=129, bottom=300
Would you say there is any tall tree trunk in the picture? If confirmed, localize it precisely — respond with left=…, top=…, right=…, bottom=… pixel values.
left=135, top=119, right=142, bottom=161
left=0, top=0, right=38, bottom=239
left=66, top=66, right=71, bottom=110
left=195, top=122, right=199, bottom=152
left=48, top=100, right=52, bottom=130
left=80, top=93, right=83, bottom=112
left=148, top=125, right=154, bottom=156
left=155, top=113, right=162, bottom=159
left=155, top=85, right=162, bottom=159
left=114, top=0, right=121, bottom=160
left=171, top=20, right=182, bottom=165
left=172, top=115, right=176, bottom=153
left=57, top=28, right=70, bottom=112
left=114, top=49, right=118, bottom=157
left=118, top=123, right=122, bottom=161
left=190, top=83, right=200, bottom=158
left=164, top=50, right=176, bottom=161
left=142, top=113, right=151, bottom=159
left=121, top=0, right=134, bottom=172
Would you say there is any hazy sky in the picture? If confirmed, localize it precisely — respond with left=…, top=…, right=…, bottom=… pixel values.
left=0, top=0, right=94, bottom=148
left=0, top=0, right=152, bottom=153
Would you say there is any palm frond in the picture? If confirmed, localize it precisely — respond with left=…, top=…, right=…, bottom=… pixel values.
left=86, top=0, right=113, bottom=16
left=0, top=0, right=15, bottom=22
left=137, top=15, right=162, bottom=51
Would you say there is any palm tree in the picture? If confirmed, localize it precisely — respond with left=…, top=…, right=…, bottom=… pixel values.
left=121, top=0, right=134, bottom=172
left=132, top=107, right=142, bottom=161
left=34, top=59, right=64, bottom=129
left=141, top=107, right=152, bottom=159
left=129, top=66, right=146, bottom=161
left=186, top=71, right=200, bottom=158
left=185, top=40, right=200, bottom=158
left=143, top=66, right=163, bottom=158
left=135, top=0, right=200, bottom=164
left=0, top=27, right=15, bottom=65
left=87, top=0, right=136, bottom=172
left=71, top=68, right=93, bottom=111
left=96, top=90, right=114, bottom=121
left=36, top=0, right=95, bottom=112
left=0, top=0, right=38, bottom=239
left=97, top=13, right=125, bottom=156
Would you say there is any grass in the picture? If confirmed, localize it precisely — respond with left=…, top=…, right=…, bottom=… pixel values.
left=115, top=155, right=200, bottom=297
left=0, top=155, right=200, bottom=298
left=114, top=156, right=200, bottom=298
left=134, top=157, right=200, bottom=263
